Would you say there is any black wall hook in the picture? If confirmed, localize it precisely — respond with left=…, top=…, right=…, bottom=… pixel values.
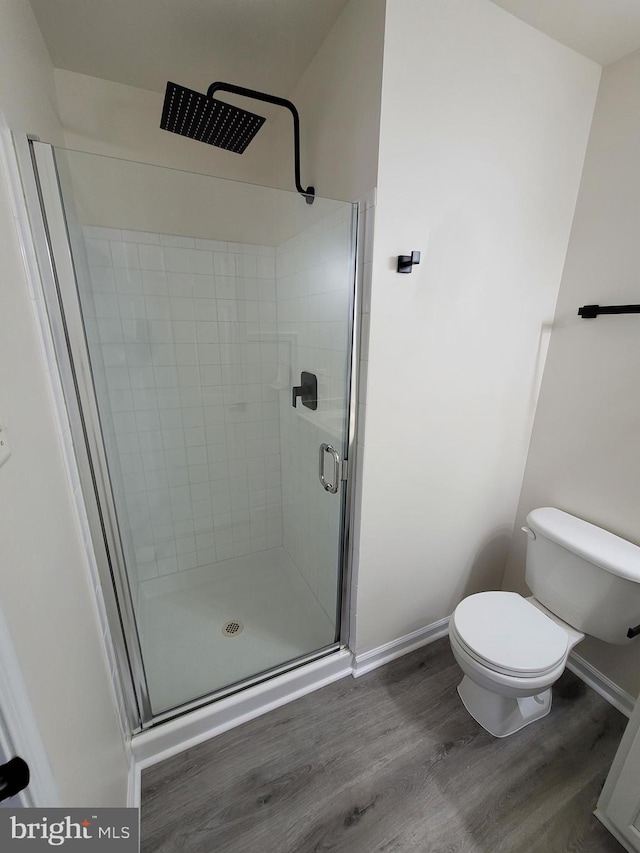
left=397, top=251, right=420, bottom=273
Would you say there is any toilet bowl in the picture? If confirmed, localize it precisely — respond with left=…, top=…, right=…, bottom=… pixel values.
left=448, top=507, right=640, bottom=738
left=448, top=591, right=583, bottom=737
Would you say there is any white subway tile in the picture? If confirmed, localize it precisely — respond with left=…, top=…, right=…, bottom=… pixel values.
left=151, top=343, right=175, bottom=366
left=176, top=535, right=196, bottom=555
left=141, top=270, right=169, bottom=296
left=138, top=560, right=159, bottom=580
left=236, top=254, right=257, bottom=277
left=195, top=321, right=219, bottom=343
left=192, top=275, right=215, bottom=298
left=167, top=272, right=192, bottom=297
left=170, top=297, right=195, bottom=321
left=84, top=224, right=303, bottom=583
left=182, top=406, right=204, bottom=428
left=157, top=556, right=179, bottom=576
left=190, top=250, right=214, bottom=275
left=214, top=543, right=234, bottom=562
left=178, top=552, right=198, bottom=571
left=175, top=343, right=198, bottom=366
left=90, top=266, right=117, bottom=293
left=179, top=385, right=202, bottom=407
left=185, top=427, right=206, bottom=447
left=167, top=467, right=189, bottom=487
left=215, top=276, right=237, bottom=299
left=193, top=298, right=218, bottom=321
left=256, top=256, right=275, bottom=279
left=198, top=344, right=221, bottom=364
left=111, top=241, right=140, bottom=270
left=155, top=387, right=179, bottom=409
left=214, top=253, right=236, bottom=276
left=85, top=238, right=112, bottom=267
left=165, top=247, right=192, bottom=273
left=94, top=292, right=120, bottom=318
left=139, top=244, right=166, bottom=271
left=172, top=321, right=196, bottom=343
left=177, top=366, right=200, bottom=387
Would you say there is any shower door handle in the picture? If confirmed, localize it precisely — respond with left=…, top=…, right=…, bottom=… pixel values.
left=319, top=443, right=340, bottom=494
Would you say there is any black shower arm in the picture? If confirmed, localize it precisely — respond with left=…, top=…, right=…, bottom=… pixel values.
left=207, top=82, right=315, bottom=204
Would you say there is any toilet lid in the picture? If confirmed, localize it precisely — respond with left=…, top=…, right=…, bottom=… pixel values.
left=452, top=592, right=569, bottom=676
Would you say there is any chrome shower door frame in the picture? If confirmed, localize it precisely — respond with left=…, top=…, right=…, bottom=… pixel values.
left=17, top=137, right=152, bottom=730
left=18, top=136, right=361, bottom=733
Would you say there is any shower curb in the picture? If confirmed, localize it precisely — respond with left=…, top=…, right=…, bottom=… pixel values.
left=130, top=648, right=353, bottom=796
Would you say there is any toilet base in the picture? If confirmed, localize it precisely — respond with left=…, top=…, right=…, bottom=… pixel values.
left=457, top=675, right=552, bottom=738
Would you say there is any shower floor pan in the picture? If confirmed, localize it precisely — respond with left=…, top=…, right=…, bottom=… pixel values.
left=136, top=547, right=335, bottom=715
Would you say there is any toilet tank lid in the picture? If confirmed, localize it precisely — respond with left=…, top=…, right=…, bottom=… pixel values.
left=527, top=508, right=640, bottom=583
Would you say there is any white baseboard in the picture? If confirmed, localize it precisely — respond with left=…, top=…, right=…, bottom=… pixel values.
left=567, top=652, right=635, bottom=718
left=351, top=619, right=636, bottom=721
left=352, top=617, right=450, bottom=678
left=131, top=649, right=353, bottom=771
left=594, top=809, right=636, bottom=853
left=127, top=754, right=140, bottom=808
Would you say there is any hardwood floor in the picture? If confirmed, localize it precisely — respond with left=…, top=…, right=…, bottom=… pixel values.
left=141, top=639, right=627, bottom=852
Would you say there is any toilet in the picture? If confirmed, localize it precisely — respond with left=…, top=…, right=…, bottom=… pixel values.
left=449, top=507, right=640, bottom=737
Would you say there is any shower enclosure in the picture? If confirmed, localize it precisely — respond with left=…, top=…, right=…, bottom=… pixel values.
left=20, top=139, right=358, bottom=729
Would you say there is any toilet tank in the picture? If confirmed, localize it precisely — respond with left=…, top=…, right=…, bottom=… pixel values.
left=525, top=508, right=640, bottom=645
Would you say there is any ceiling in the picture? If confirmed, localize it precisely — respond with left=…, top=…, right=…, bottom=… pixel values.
left=28, top=0, right=350, bottom=96
left=491, top=0, right=640, bottom=65
left=29, top=0, right=640, bottom=100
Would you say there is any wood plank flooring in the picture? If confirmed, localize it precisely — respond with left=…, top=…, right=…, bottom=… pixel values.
left=141, top=639, right=627, bottom=852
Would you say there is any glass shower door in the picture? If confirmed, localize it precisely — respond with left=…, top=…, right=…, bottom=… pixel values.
left=28, top=141, right=357, bottom=722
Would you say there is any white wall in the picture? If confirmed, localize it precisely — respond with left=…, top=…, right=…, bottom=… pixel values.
left=54, top=69, right=280, bottom=189
left=277, top=0, right=385, bottom=202
left=52, top=0, right=385, bottom=207
left=0, top=0, right=128, bottom=805
left=354, top=0, right=601, bottom=653
left=503, top=50, right=640, bottom=699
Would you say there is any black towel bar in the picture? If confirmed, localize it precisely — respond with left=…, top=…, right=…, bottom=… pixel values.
left=578, top=304, right=640, bottom=319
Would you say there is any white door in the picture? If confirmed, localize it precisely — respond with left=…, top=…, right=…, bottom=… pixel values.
left=599, top=720, right=640, bottom=852
left=0, top=601, right=58, bottom=807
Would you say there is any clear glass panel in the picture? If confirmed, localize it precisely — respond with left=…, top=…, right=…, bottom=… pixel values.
left=52, top=148, right=356, bottom=716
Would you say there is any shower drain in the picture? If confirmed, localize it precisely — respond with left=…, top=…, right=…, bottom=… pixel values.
left=222, top=620, right=244, bottom=638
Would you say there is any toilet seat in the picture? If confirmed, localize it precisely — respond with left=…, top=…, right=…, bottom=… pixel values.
left=451, top=591, right=569, bottom=679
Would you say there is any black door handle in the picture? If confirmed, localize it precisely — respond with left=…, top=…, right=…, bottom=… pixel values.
left=0, top=756, right=30, bottom=802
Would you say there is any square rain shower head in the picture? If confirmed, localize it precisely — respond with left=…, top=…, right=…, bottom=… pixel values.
left=160, top=81, right=266, bottom=154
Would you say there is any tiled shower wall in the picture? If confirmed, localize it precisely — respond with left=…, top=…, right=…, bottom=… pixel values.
left=276, top=205, right=355, bottom=621
left=80, top=227, right=283, bottom=593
